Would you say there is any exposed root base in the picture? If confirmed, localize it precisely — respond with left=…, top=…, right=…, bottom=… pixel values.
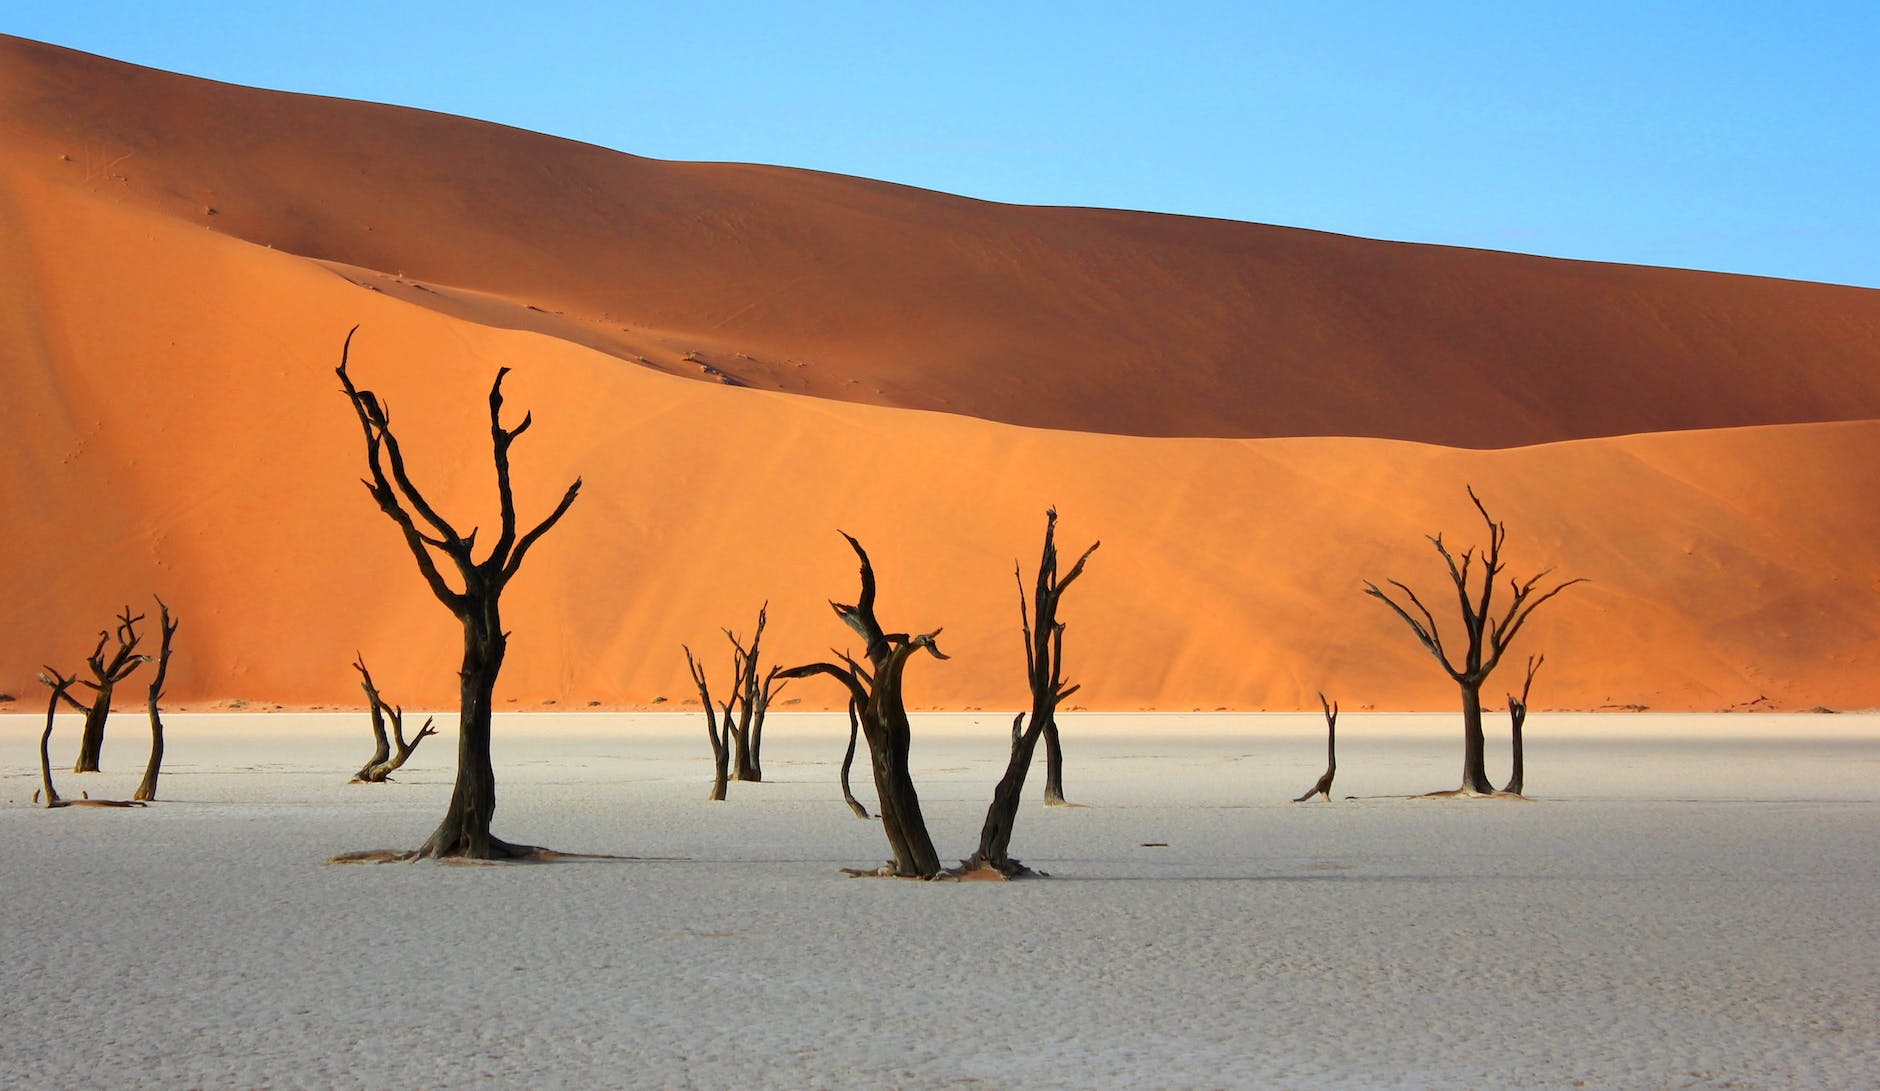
left=1420, top=788, right=1532, bottom=801
left=1042, top=798, right=1085, bottom=808
left=950, top=859, right=1049, bottom=881
left=42, top=799, right=147, bottom=809
left=326, top=846, right=647, bottom=865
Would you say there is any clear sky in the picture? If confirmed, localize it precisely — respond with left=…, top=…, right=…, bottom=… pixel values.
left=11, top=2, right=1878, bottom=287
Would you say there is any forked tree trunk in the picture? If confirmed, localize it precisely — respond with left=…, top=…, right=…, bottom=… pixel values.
left=71, top=607, right=150, bottom=773
left=349, top=654, right=438, bottom=783
left=683, top=645, right=731, bottom=801
left=780, top=533, right=947, bottom=877
left=38, top=670, right=73, bottom=807
left=339, top=331, right=580, bottom=861
left=134, top=599, right=178, bottom=802
left=967, top=509, right=1098, bottom=876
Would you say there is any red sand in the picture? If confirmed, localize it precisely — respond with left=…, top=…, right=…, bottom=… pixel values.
left=4, top=36, right=1878, bottom=712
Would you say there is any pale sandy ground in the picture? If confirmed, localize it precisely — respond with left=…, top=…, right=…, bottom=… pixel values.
left=3, top=712, right=1876, bottom=1088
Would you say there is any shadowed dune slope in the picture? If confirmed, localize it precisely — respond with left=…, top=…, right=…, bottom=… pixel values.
left=5, top=34, right=1880, bottom=448
left=3, top=37, right=1878, bottom=714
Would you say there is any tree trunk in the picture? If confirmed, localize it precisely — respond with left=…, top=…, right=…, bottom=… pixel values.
left=863, top=646, right=940, bottom=877
left=418, top=608, right=519, bottom=858
left=972, top=713, right=1044, bottom=870
left=731, top=701, right=759, bottom=782
left=72, top=682, right=113, bottom=773
left=1041, top=719, right=1068, bottom=805
left=39, top=683, right=65, bottom=807
left=1504, top=697, right=1527, bottom=796
left=1459, top=682, right=1495, bottom=794
left=135, top=692, right=165, bottom=802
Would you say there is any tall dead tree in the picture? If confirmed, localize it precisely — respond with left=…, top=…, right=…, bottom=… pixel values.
left=70, top=606, right=151, bottom=772
left=965, top=509, right=1097, bottom=876
left=133, top=598, right=178, bottom=802
left=779, top=533, right=947, bottom=877
left=683, top=644, right=733, bottom=801
left=1503, top=655, right=1542, bottom=796
left=338, top=327, right=581, bottom=859
left=1364, top=488, right=1584, bottom=795
left=348, top=654, right=438, bottom=783
left=1293, top=693, right=1339, bottom=802
left=35, top=668, right=144, bottom=809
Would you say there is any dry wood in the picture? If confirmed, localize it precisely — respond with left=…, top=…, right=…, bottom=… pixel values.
left=133, top=598, right=178, bottom=801
left=1293, top=693, right=1339, bottom=802
left=348, top=654, right=438, bottom=783
left=1503, top=655, right=1542, bottom=796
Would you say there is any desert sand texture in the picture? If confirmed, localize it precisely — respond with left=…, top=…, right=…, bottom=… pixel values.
left=4, top=34, right=1880, bottom=714
left=3, top=711, right=1877, bottom=1088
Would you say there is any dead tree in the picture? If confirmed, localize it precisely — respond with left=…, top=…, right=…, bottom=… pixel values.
left=338, top=327, right=580, bottom=859
left=724, top=604, right=787, bottom=781
left=965, top=508, right=1098, bottom=876
left=1293, top=693, right=1339, bottom=802
left=683, top=644, right=732, bottom=801
left=70, top=606, right=152, bottom=772
left=1503, top=655, right=1542, bottom=796
left=133, top=598, right=179, bottom=802
left=1364, top=488, right=1584, bottom=795
left=35, top=668, right=144, bottom=809
left=36, top=669, right=75, bottom=806
left=779, top=533, right=946, bottom=877
left=1041, top=718, right=1070, bottom=805
left=348, top=654, right=438, bottom=783
left=839, top=696, right=869, bottom=819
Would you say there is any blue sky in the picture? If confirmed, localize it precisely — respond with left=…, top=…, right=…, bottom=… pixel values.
left=11, top=2, right=1878, bottom=287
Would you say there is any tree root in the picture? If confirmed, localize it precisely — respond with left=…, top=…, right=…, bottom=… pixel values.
left=33, top=789, right=146, bottom=809
left=326, top=845, right=645, bottom=865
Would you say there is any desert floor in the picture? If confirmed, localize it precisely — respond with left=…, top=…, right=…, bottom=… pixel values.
left=3, top=711, right=1876, bottom=1088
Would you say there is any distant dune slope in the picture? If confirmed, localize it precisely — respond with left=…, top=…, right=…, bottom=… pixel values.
left=3, top=36, right=1877, bottom=713
left=5, top=35, right=1880, bottom=448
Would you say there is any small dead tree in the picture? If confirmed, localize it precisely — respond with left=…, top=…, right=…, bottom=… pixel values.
left=337, top=327, right=580, bottom=859
left=70, top=606, right=152, bottom=772
left=35, top=668, right=144, bottom=809
left=348, top=654, right=438, bottom=783
left=1293, top=693, right=1339, bottom=802
left=724, top=604, right=787, bottom=782
left=1503, top=655, right=1542, bottom=796
left=779, top=533, right=947, bottom=877
left=683, top=644, right=732, bottom=801
left=1364, top=488, right=1585, bottom=795
left=133, top=598, right=179, bottom=802
left=965, top=509, right=1097, bottom=876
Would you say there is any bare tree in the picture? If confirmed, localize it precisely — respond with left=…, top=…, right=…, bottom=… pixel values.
left=682, top=644, right=732, bottom=801
left=348, top=654, right=438, bottom=783
left=70, top=606, right=152, bottom=772
left=965, top=509, right=1097, bottom=876
left=1293, top=693, right=1338, bottom=802
left=1503, top=655, right=1542, bottom=796
left=779, top=533, right=946, bottom=877
left=1364, top=488, right=1584, bottom=795
left=337, top=327, right=580, bottom=859
left=724, top=604, right=787, bottom=781
left=133, top=598, right=179, bottom=802
left=35, top=668, right=144, bottom=809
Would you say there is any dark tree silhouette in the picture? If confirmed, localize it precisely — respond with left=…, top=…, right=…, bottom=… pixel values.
left=1365, top=488, right=1584, bottom=795
left=682, top=644, right=733, bottom=801
left=1293, top=693, right=1338, bottom=802
left=69, top=606, right=151, bottom=773
left=838, top=696, right=869, bottom=819
left=348, top=654, right=438, bottom=784
left=724, top=604, right=786, bottom=782
left=779, top=533, right=946, bottom=877
left=337, top=327, right=580, bottom=859
left=35, top=667, right=144, bottom=809
left=133, top=598, right=178, bottom=802
left=1503, top=655, right=1542, bottom=796
left=965, top=509, right=1097, bottom=876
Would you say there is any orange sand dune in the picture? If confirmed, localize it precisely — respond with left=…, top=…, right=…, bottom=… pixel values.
left=5, top=34, right=1880, bottom=449
left=3, top=37, right=1877, bottom=715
